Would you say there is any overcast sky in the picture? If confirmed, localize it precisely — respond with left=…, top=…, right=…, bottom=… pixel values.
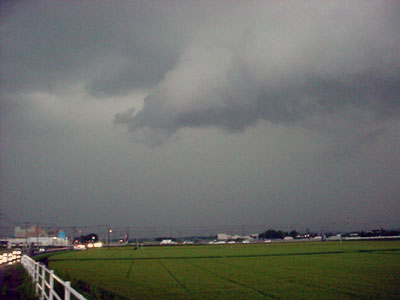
left=1, top=1, right=399, bottom=235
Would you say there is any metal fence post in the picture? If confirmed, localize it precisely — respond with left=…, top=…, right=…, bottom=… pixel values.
left=49, top=270, right=54, bottom=300
left=27, top=258, right=32, bottom=279
left=35, top=263, right=39, bottom=294
left=20, top=255, right=87, bottom=300
left=41, top=265, right=46, bottom=299
left=32, top=260, right=35, bottom=279
left=28, top=258, right=31, bottom=277
left=65, top=281, right=71, bottom=300
left=32, top=261, right=36, bottom=283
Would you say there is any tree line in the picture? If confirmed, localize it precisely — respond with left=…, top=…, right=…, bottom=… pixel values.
left=73, top=233, right=99, bottom=243
left=258, top=229, right=298, bottom=239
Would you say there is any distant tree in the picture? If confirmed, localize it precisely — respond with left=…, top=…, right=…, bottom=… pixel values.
left=73, top=235, right=86, bottom=244
left=259, top=229, right=284, bottom=239
left=360, top=231, right=374, bottom=237
left=289, top=230, right=298, bottom=239
left=84, top=233, right=99, bottom=242
left=155, top=237, right=175, bottom=242
left=381, top=228, right=400, bottom=236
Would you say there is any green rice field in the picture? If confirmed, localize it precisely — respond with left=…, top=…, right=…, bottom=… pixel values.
left=47, top=241, right=400, bottom=300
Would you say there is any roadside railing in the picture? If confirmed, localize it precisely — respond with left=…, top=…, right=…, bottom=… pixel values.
left=21, top=255, right=87, bottom=300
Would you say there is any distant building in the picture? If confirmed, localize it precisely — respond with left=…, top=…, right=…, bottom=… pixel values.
left=217, top=233, right=230, bottom=240
left=14, top=226, right=65, bottom=239
left=15, top=225, right=48, bottom=238
left=10, top=226, right=68, bottom=246
left=160, top=239, right=174, bottom=245
left=218, top=233, right=256, bottom=241
left=5, top=237, right=69, bottom=247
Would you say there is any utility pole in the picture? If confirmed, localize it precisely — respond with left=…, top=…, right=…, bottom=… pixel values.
left=36, top=223, right=39, bottom=248
left=0, top=213, right=2, bottom=238
left=24, top=222, right=29, bottom=250
left=107, top=225, right=112, bottom=248
left=107, top=225, right=109, bottom=247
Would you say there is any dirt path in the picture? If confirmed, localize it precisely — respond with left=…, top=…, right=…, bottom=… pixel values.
left=0, top=264, right=21, bottom=300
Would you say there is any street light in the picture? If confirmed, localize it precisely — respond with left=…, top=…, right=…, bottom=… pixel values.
left=107, top=226, right=112, bottom=248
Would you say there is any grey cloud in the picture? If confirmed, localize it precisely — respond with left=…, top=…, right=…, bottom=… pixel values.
left=2, top=1, right=399, bottom=147
left=2, top=2, right=112, bottom=93
left=114, top=2, right=400, bottom=144
left=1, top=1, right=185, bottom=97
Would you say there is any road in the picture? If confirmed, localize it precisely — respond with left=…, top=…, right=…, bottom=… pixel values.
left=0, top=264, right=21, bottom=300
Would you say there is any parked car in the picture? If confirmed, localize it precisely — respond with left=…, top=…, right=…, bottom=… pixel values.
left=73, top=244, right=86, bottom=251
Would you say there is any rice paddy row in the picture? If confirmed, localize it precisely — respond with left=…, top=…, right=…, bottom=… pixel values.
left=47, top=241, right=400, bottom=300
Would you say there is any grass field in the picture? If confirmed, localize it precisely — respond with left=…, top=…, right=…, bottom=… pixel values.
left=47, top=241, right=400, bottom=300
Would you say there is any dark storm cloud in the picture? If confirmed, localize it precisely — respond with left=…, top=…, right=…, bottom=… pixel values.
left=114, top=2, right=400, bottom=144
left=1, top=1, right=184, bottom=96
left=116, top=72, right=400, bottom=134
left=2, top=1, right=399, bottom=147
left=3, top=1, right=399, bottom=134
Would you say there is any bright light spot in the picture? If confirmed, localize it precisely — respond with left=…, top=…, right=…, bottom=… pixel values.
left=87, top=243, right=94, bottom=248
left=94, top=242, right=103, bottom=248
left=74, top=244, right=86, bottom=250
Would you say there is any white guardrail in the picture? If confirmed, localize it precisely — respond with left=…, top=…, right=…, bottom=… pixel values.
left=21, top=255, right=87, bottom=300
